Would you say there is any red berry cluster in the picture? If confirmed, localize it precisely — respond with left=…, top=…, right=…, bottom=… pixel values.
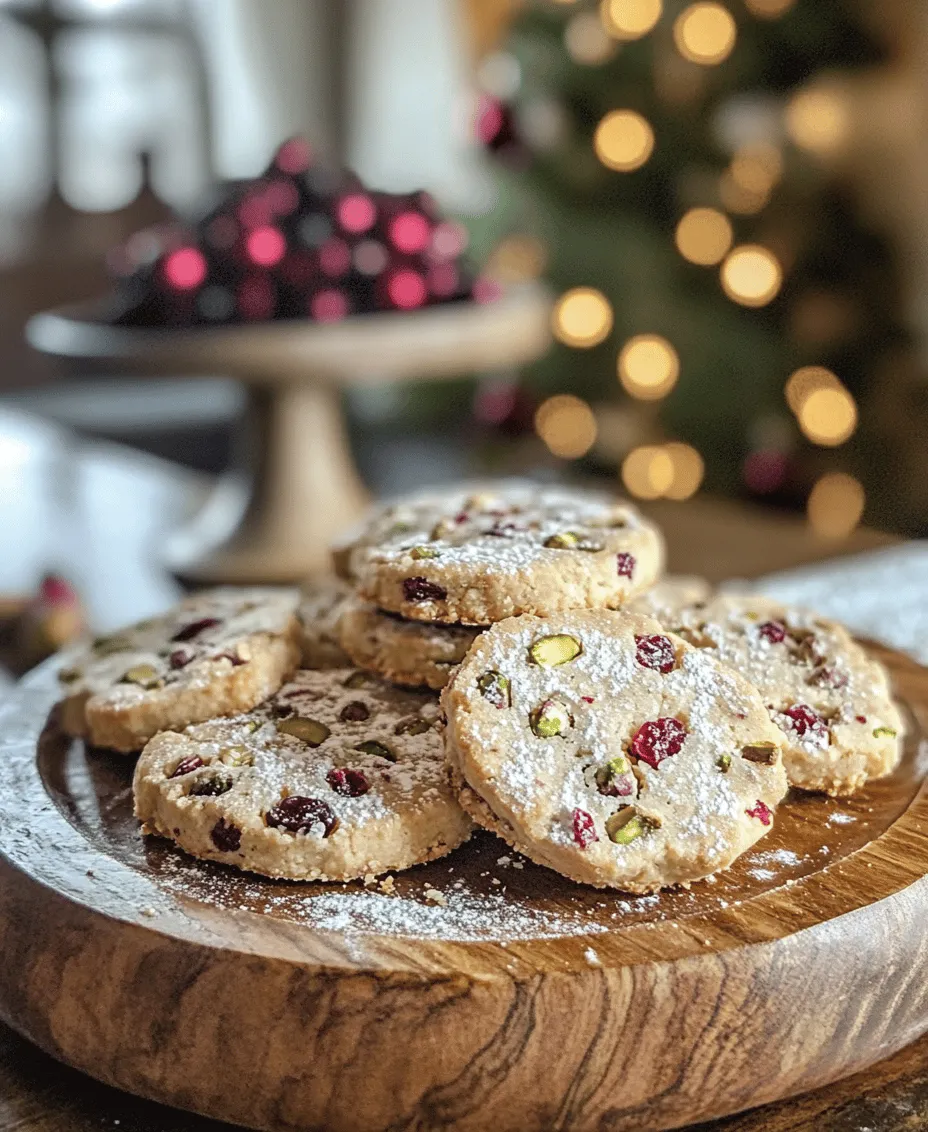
left=109, top=138, right=496, bottom=328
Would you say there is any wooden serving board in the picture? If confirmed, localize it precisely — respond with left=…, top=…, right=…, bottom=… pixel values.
left=1, top=647, right=927, bottom=1132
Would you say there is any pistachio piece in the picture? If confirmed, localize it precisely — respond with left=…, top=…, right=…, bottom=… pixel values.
left=477, top=670, right=511, bottom=709
left=741, top=742, right=778, bottom=765
left=410, top=545, right=440, bottom=560
left=343, top=671, right=369, bottom=689
left=189, top=773, right=234, bottom=797
left=594, top=755, right=634, bottom=796
left=385, top=520, right=414, bottom=537
left=276, top=717, right=331, bottom=746
left=873, top=726, right=897, bottom=739
left=244, top=719, right=262, bottom=733
left=58, top=666, right=83, bottom=683
left=355, top=739, right=398, bottom=762
left=394, top=716, right=431, bottom=736
left=605, top=808, right=655, bottom=845
left=716, top=753, right=732, bottom=773
left=120, top=663, right=162, bottom=689
left=529, top=634, right=582, bottom=668
left=529, top=698, right=573, bottom=739
left=219, top=744, right=254, bottom=768
left=544, top=531, right=579, bottom=549
left=93, top=634, right=131, bottom=656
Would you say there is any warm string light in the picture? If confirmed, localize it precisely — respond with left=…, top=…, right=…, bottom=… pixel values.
left=807, top=473, right=865, bottom=538
left=798, top=386, right=858, bottom=446
left=594, top=110, right=654, bottom=171
left=486, top=235, right=547, bottom=284
left=565, top=11, right=617, bottom=64
left=552, top=287, right=614, bottom=347
left=675, top=207, right=733, bottom=265
left=720, top=245, right=783, bottom=307
left=784, top=365, right=840, bottom=414
left=622, top=443, right=704, bottom=499
left=719, top=170, right=768, bottom=215
left=744, top=0, right=795, bottom=16
left=618, top=334, right=680, bottom=399
left=785, top=88, right=850, bottom=156
left=599, top=0, right=662, bottom=41
left=673, top=2, right=736, bottom=66
left=535, top=394, right=598, bottom=458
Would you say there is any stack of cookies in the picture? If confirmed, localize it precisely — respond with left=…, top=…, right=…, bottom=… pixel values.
left=56, top=482, right=905, bottom=895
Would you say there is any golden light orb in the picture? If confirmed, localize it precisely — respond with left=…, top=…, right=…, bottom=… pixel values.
left=745, top=0, right=795, bottom=16
left=535, top=394, right=598, bottom=459
left=552, top=287, right=613, bottom=348
left=807, top=473, right=865, bottom=539
left=663, top=442, right=705, bottom=500
left=785, top=88, right=850, bottom=156
left=622, top=445, right=674, bottom=499
left=600, top=0, right=662, bottom=41
left=798, top=386, right=858, bottom=447
left=730, top=143, right=782, bottom=194
left=565, top=11, right=616, bottom=64
left=594, top=110, right=655, bottom=172
left=719, top=170, right=768, bottom=215
left=487, top=235, right=548, bottom=284
left=720, top=245, right=783, bottom=307
left=675, top=207, right=733, bottom=266
left=673, top=3, right=737, bottom=66
left=784, top=365, right=841, bottom=415
left=618, top=334, right=680, bottom=400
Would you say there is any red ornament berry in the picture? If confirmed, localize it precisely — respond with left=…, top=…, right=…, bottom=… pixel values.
left=266, top=795, right=339, bottom=838
left=210, top=818, right=242, bottom=852
left=572, top=808, right=599, bottom=850
left=616, top=552, right=636, bottom=579
left=745, top=800, right=772, bottom=826
left=170, top=754, right=203, bottom=778
left=635, top=634, right=676, bottom=674
left=402, top=576, right=448, bottom=602
left=171, top=617, right=221, bottom=642
left=758, top=621, right=786, bottom=644
left=630, top=718, right=687, bottom=769
left=326, top=768, right=370, bottom=797
left=779, top=704, right=828, bottom=742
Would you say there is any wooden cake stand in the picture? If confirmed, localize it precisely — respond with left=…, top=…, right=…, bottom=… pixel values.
left=25, top=286, right=552, bottom=584
left=0, top=643, right=927, bottom=1131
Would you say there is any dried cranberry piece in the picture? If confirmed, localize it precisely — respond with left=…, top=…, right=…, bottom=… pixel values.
left=454, top=511, right=469, bottom=524
left=581, top=696, right=595, bottom=704
left=572, top=808, right=598, bottom=849
left=266, top=795, right=339, bottom=838
left=169, top=648, right=194, bottom=670
left=210, top=818, right=242, bottom=852
left=402, top=576, right=448, bottom=602
left=616, top=552, right=636, bottom=580
left=855, top=714, right=867, bottom=724
left=779, top=704, right=828, bottom=742
left=339, top=700, right=370, bottom=723
left=170, top=754, right=203, bottom=778
left=171, top=617, right=221, bottom=642
left=745, top=800, right=772, bottom=826
left=809, top=666, right=847, bottom=690
left=630, top=718, right=686, bottom=769
left=635, top=634, right=675, bottom=674
left=327, top=768, right=370, bottom=797
left=758, top=621, right=786, bottom=644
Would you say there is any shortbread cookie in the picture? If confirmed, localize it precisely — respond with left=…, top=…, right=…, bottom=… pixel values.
left=58, top=588, right=301, bottom=752
left=134, top=668, right=472, bottom=881
left=298, top=578, right=352, bottom=668
left=659, top=593, right=904, bottom=796
left=337, top=598, right=481, bottom=690
left=442, top=610, right=788, bottom=893
left=347, top=482, right=664, bottom=624
left=628, top=575, right=711, bottom=621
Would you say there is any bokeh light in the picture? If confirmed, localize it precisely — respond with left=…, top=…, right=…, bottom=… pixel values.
left=163, top=247, right=207, bottom=290
left=387, top=269, right=427, bottom=310
left=337, top=193, right=377, bottom=234
left=673, top=3, right=737, bottom=66
left=622, top=446, right=674, bottom=499
left=784, top=365, right=841, bottom=415
left=246, top=226, right=286, bottom=267
left=807, top=473, right=865, bottom=538
left=675, top=207, right=733, bottom=265
left=552, top=287, right=614, bottom=347
left=798, top=386, right=858, bottom=447
left=535, top=395, right=598, bottom=458
left=730, top=143, right=782, bottom=194
left=600, top=0, right=662, bottom=41
left=785, top=88, right=850, bottom=156
left=618, top=334, right=680, bottom=399
left=663, top=442, right=705, bottom=499
left=719, top=170, right=768, bottom=215
left=745, top=0, right=795, bottom=16
left=720, top=245, right=783, bottom=306
left=389, top=212, right=431, bottom=254
left=594, top=110, right=655, bottom=171
left=565, top=11, right=616, bottom=64
left=486, top=235, right=548, bottom=283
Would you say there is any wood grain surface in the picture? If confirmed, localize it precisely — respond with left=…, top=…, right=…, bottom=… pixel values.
left=0, top=645, right=926, bottom=1132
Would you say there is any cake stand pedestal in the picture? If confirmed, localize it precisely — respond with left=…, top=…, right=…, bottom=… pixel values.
left=27, top=285, right=551, bottom=583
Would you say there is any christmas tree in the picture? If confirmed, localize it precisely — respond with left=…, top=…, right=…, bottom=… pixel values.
left=477, top=0, right=927, bottom=537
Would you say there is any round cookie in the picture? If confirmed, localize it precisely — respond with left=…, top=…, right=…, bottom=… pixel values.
left=628, top=575, right=711, bottom=621
left=659, top=593, right=904, bottom=796
left=134, top=668, right=473, bottom=881
left=346, top=482, right=665, bottom=625
left=58, top=588, right=301, bottom=753
left=337, top=597, right=482, bottom=690
left=298, top=578, right=352, bottom=668
left=442, top=610, right=788, bottom=893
